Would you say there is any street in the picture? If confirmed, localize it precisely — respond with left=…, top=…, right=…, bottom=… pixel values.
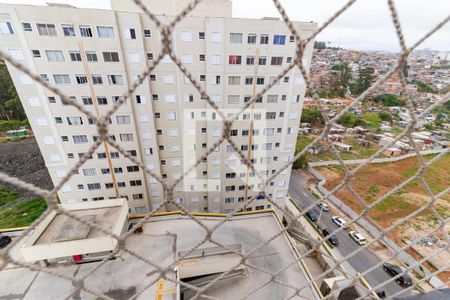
left=289, top=171, right=413, bottom=298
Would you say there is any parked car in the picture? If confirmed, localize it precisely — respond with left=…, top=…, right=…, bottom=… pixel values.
left=331, top=216, right=347, bottom=227
left=0, top=235, right=12, bottom=249
left=305, top=210, right=318, bottom=222
left=383, top=263, right=412, bottom=286
left=322, top=228, right=339, bottom=246
left=349, top=231, right=367, bottom=245
left=317, top=202, right=330, bottom=211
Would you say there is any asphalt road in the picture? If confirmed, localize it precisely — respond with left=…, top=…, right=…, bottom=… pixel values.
left=289, top=171, right=412, bottom=298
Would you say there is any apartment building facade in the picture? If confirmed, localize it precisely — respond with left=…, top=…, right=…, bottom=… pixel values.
left=0, top=0, right=316, bottom=214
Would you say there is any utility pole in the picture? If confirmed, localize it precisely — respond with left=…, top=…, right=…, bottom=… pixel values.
left=243, top=48, right=259, bottom=211
left=78, top=42, right=120, bottom=199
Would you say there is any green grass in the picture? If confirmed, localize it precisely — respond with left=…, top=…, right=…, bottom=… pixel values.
left=0, top=185, right=47, bottom=228
left=368, top=185, right=380, bottom=195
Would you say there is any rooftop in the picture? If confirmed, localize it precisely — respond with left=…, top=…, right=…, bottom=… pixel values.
left=2, top=212, right=320, bottom=299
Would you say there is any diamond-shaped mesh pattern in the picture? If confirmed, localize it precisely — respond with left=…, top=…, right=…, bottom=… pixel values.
left=0, top=0, right=449, bottom=299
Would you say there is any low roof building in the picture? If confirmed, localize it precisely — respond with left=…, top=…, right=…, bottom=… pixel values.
left=2, top=211, right=321, bottom=299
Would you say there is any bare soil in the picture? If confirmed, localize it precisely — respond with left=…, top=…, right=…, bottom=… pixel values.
left=0, top=137, right=52, bottom=199
left=318, top=155, right=450, bottom=283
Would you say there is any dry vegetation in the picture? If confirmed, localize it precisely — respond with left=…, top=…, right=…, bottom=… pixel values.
left=318, top=154, right=449, bottom=282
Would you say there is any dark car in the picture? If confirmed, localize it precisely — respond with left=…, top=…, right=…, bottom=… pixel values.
left=322, top=228, right=339, bottom=246
left=305, top=210, right=318, bottom=222
left=383, top=263, right=412, bottom=286
left=0, top=235, right=12, bottom=249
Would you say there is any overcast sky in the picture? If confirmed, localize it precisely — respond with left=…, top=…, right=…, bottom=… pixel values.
left=1, top=0, right=449, bottom=52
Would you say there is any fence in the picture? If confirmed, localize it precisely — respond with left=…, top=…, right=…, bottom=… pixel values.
left=0, top=0, right=449, bottom=299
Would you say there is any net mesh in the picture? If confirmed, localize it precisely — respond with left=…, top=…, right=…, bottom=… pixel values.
left=0, top=0, right=449, bottom=299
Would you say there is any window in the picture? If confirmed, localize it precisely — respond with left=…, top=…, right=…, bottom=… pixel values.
left=146, top=53, right=153, bottom=60
left=163, top=74, right=174, bottom=85
left=46, top=50, right=64, bottom=62
left=47, top=96, right=56, bottom=103
left=127, top=166, right=139, bottom=172
left=164, top=94, right=175, bottom=103
left=130, top=180, right=142, bottom=187
left=247, top=33, right=257, bottom=44
left=123, top=27, right=136, bottom=39
left=256, top=76, right=265, bottom=85
left=32, top=50, right=41, bottom=58
left=82, top=97, right=93, bottom=105
left=128, top=52, right=140, bottom=63
left=211, top=32, right=221, bottom=43
left=181, top=54, right=193, bottom=64
left=86, top=51, right=98, bottom=62
left=258, top=57, right=267, bottom=65
left=36, top=23, right=56, bottom=36
left=283, top=76, right=289, bottom=83
left=273, top=35, right=286, bottom=45
left=271, top=56, right=283, bottom=65
left=73, top=135, right=88, bottom=144
left=62, top=25, right=75, bottom=36
left=149, top=74, right=156, bottom=81
left=229, top=33, right=243, bottom=44
left=228, top=76, right=240, bottom=85
left=286, top=57, right=293, bottom=63
left=180, top=31, right=192, bottom=42
left=168, top=129, right=178, bottom=136
left=103, top=52, right=119, bottom=62
left=225, top=197, right=235, bottom=203
left=53, top=74, right=70, bottom=84
left=83, top=168, right=96, bottom=176
left=120, top=133, right=133, bottom=142
left=87, top=183, right=101, bottom=190
left=228, top=55, right=241, bottom=65
left=133, top=194, right=143, bottom=200
left=79, top=26, right=92, bottom=37
left=67, top=116, right=83, bottom=125
left=143, top=29, right=151, bottom=37
left=260, top=34, right=269, bottom=44
left=167, top=112, right=176, bottom=120
left=92, top=74, right=103, bottom=85
left=97, top=26, right=114, bottom=38
left=245, top=76, right=253, bottom=85
left=0, top=21, right=13, bottom=34
left=94, top=97, right=106, bottom=106
left=107, top=75, right=123, bottom=85
left=267, top=95, right=278, bottom=103
left=75, top=74, right=88, bottom=84
left=212, top=55, right=221, bottom=65
left=68, top=51, right=81, bottom=61
left=214, top=75, right=221, bottom=85
left=266, top=112, right=276, bottom=120
left=116, top=115, right=130, bottom=124
left=22, top=22, right=32, bottom=32
left=135, top=95, right=146, bottom=104
left=198, top=31, right=205, bottom=39
left=199, top=54, right=206, bottom=61
left=228, top=95, right=240, bottom=104
left=27, top=97, right=40, bottom=107
left=246, top=56, right=255, bottom=65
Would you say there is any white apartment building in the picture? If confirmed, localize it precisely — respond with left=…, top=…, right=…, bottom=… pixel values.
left=0, top=0, right=316, bottom=214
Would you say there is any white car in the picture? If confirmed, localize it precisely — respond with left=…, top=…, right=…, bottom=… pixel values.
left=332, top=216, right=347, bottom=227
left=349, top=231, right=367, bottom=245
left=317, top=202, right=330, bottom=211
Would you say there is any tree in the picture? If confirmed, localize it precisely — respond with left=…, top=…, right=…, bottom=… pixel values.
left=293, top=155, right=308, bottom=170
left=350, top=66, right=375, bottom=96
left=301, top=109, right=324, bottom=125
left=338, top=112, right=365, bottom=128
left=0, top=63, right=25, bottom=120
left=372, top=94, right=405, bottom=107
left=314, top=41, right=326, bottom=50
left=378, top=111, right=392, bottom=122
left=317, top=63, right=352, bottom=98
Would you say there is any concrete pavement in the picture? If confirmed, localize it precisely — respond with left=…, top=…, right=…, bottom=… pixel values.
left=289, top=171, right=414, bottom=298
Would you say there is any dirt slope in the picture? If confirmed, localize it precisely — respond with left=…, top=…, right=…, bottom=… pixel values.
left=0, top=138, right=52, bottom=199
